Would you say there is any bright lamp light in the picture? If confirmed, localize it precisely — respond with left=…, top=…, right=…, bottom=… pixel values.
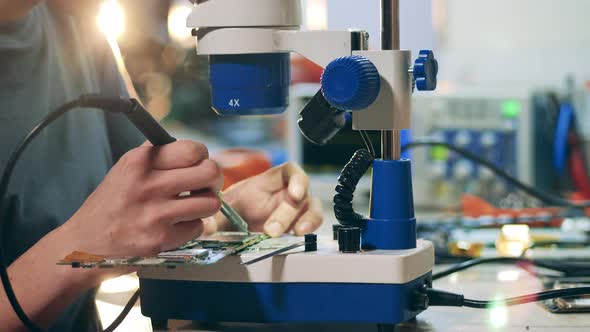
left=168, top=1, right=194, bottom=48
left=97, top=0, right=125, bottom=40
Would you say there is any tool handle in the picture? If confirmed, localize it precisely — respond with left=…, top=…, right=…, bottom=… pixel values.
left=124, top=99, right=176, bottom=146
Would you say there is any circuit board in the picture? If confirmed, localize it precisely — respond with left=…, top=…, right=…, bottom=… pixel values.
left=58, top=232, right=269, bottom=268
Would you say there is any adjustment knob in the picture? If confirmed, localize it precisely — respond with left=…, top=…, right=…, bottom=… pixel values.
left=321, top=55, right=381, bottom=111
left=338, top=227, right=361, bottom=253
left=413, top=50, right=438, bottom=91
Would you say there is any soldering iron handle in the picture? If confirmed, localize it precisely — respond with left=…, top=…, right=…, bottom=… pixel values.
left=124, top=99, right=176, bottom=146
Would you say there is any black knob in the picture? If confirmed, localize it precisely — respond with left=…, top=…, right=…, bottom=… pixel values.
left=304, top=233, right=317, bottom=252
left=298, top=90, right=346, bottom=146
left=338, top=227, right=361, bottom=253
left=411, top=291, right=429, bottom=311
left=332, top=224, right=342, bottom=240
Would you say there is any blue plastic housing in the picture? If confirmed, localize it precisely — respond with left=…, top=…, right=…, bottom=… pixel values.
left=209, top=53, right=291, bottom=116
left=140, top=273, right=431, bottom=324
left=362, top=159, right=417, bottom=250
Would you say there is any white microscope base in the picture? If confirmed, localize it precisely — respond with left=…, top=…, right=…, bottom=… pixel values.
left=139, top=238, right=434, bottom=324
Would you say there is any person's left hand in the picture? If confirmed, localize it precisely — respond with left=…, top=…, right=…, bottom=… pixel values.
left=204, top=163, right=323, bottom=237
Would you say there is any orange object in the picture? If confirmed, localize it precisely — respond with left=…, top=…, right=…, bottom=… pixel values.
left=60, top=251, right=106, bottom=264
left=290, top=54, right=323, bottom=84
left=212, top=149, right=272, bottom=190
left=461, top=194, right=563, bottom=228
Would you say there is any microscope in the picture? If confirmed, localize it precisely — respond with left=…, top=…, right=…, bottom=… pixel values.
left=139, top=0, right=439, bottom=328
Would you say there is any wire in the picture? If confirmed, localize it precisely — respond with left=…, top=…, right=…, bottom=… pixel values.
left=0, top=96, right=141, bottom=331
left=430, top=257, right=590, bottom=281
left=464, top=287, right=590, bottom=308
left=425, top=287, right=590, bottom=308
left=334, top=149, right=374, bottom=226
left=402, top=139, right=590, bottom=209
left=359, top=130, right=376, bottom=157
left=102, top=290, right=140, bottom=332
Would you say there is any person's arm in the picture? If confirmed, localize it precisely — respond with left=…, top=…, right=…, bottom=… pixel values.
left=0, top=1, right=40, bottom=22
left=0, top=226, right=114, bottom=331
left=0, top=140, right=223, bottom=331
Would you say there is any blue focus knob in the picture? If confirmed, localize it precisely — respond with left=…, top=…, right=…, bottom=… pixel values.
left=320, top=55, right=380, bottom=111
left=413, top=50, right=438, bottom=91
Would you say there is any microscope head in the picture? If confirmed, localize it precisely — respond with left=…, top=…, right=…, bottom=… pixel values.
left=187, top=0, right=302, bottom=116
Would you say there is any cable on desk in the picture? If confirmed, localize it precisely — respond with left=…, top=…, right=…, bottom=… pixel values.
left=0, top=95, right=146, bottom=332
left=402, top=139, right=590, bottom=209
left=432, top=257, right=590, bottom=281
left=425, top=287, right=590, bottom=308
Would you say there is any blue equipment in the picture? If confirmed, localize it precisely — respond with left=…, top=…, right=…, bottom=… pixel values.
left=140, top=0, right=438, bottom=329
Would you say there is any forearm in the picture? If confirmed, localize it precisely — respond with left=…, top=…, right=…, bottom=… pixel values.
left=0, top=0, right=40, bottom=22
left=0, top=224, right=110, bottom=331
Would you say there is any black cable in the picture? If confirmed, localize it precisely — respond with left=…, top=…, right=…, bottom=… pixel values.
left=333, top=149, right=374, bottom=226
left=359, top=130, right=375, bottom=157
left=102, top=290, right=140, bottom=332
left=426, top=287, right=590, bottom=308
left=402, top=139, right=590, bottom=208
left=0, top=95, right=146, bottom=331
left=431, top=257, right=586, bottom=281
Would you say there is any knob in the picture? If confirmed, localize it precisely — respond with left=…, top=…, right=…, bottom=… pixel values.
left=298, top=90, right=346, bottom=145
left=304, top=233, right=318, bottom=252
left=321, top=55, right=381, bottom=111
left=332, top=224, right=343, bottom=240
left=413, top=50, right=438, bottom=91
left=338, top=227, right=361, bottom=253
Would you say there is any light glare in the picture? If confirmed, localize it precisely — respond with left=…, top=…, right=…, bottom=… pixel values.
left=306, top=0, right=328, bottom=30
left=97, top=0, right=125, bottom=40
left=497, top=270, right=520, bottom=282
left=168, top=3, right=194, bottom=48
left=488, top=303, right=508, bottom=329
left=99, top=274, right=139, bottom=294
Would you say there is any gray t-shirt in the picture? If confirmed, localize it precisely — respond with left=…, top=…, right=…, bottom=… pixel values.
left=0, top=4, right=143, bottom=332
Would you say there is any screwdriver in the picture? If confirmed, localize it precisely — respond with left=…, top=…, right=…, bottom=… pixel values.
left=122, top=99, right=249, bottom=233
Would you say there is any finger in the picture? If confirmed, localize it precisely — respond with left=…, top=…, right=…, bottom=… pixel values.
left=263, top=200, right=302, bottom=237
left=150, top=159, right=222, bottom=195
left=158, top=191, right=221, bottom=225
left=202, top=216, right=218, bottom=235
left=292, top=197, right=323, bottom=235
left=161, top=220, right=204, bottom=251
left=257, top=163, right=309, bottom=201
left=149, top=140, right=209, bottom=170
left=141, top=141, right=152, bottom=147
left=284, top=163, right=309, bottom=202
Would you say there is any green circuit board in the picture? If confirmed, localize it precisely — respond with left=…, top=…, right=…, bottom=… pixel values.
left=58, top=232, right=270, bottom=268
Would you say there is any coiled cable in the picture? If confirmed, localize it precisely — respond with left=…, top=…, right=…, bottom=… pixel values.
left=333, top=148, right=374, bottom=226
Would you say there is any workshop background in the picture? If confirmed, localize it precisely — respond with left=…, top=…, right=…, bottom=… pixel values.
left=91, top=0, right=590, bottom=330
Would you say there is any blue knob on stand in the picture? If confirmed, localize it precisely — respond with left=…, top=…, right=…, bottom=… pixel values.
left=320, top=55, right=381, bottom=111
left=413, top=50, right=438, bottom=91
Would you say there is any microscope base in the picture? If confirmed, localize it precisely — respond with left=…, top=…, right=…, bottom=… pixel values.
left=138, top=238, right=434, bottom=325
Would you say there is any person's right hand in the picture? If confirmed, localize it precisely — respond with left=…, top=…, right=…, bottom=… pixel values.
left=60, top=140, right=223, bottom=257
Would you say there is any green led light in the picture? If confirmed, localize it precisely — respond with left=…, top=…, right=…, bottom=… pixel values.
left=502, top=100, right=521, bottom=118
left=431, top=146, right=449, bottom=161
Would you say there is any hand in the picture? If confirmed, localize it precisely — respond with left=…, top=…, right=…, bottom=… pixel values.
left=61, top=140, right=223, bottom=257
left=205, top=163, right=323, bottom=237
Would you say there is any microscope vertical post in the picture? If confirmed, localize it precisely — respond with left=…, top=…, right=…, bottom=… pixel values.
left=381, top=0, right=401, bottom=161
